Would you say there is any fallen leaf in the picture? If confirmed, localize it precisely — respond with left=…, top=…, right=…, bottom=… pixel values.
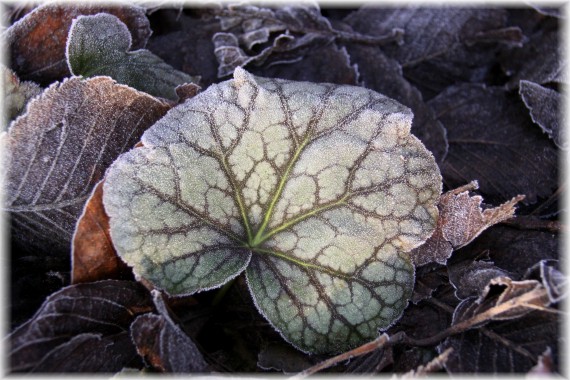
left=71, top=180, right=133, bottom=284
left=438, top=276, right=561, bottom=373
left=8, top=280, right=153, bottom=372
left=447, top=259, right=510, bottom=300
left=257, top=342, right=314, bottom=373
left=528, top=347, right=555, bottom=374
left=146, top=13, right=222, bottom=88
left=428, top=84, right=558, bottom=205
left=5, top=4, right=151, bottom=85
left=250, top=43, right=358, bottom=85
left=503, top=18, right=565, bottom=89
left=211, top=4, right=336, bottom=77
left=1, top=66, right=41, bottom=126
left=411, top=181, right=525, bottom=267
left=460, top=226, right=559, bottom=277
left=103, top=68, right=442, bottom=354
left=66, top=13, right=198, bottom=101
left=3, top=76, right=170, bottom=257
left=344, top=7, right=518, bottom=99
left=130, top=290, right=208, bottom=373
left=519, top=80, right=565, bottom=149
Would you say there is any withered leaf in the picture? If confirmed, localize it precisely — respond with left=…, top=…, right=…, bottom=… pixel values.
left=257, top=342, right=314, bottom=373
left=411, top=181, right=524, bottom=267
left=250, top=43, right=358, bottom=85
left=439, top=277, right=560, bottom=373
left=211, top=4, right=336, bottom=77
left=3, top=76, right=170, bottom=257
left=146, top=13, right=222, bottom=88
left=8, top=280, right=153, bottom=373
left=524, top=260, right=567, bottom=304
left=130, top=291, right=208, bottom=373
left=428, top=84, right=558, bottom=205
left=343, top=44, right=448, bottom=163
left=66, top=13, right=198, bottom=101
left=1, top=66, right=41, bottom=126
left=344, top=7, right=517, bottom=98
left=71, top=180, right=132, bottom=284
left=503, top=19, right=565, bottom=89
left=5, top=4, right=151, bottom=85
left=344, top=7, right=508, bottom=67
left=519, top=80, right=565, bottom=149
left=447, top=259, right=510, bottom=300
left=464, top=226, right=559, bottom=277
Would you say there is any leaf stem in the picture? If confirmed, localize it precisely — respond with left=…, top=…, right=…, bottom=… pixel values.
left=211, top=278, right=236, bottom=306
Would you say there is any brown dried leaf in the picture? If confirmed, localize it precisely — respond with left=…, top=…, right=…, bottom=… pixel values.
left=71, top=180, right=132, bottom=284
left=130, top=290, right=208, bottom=373
left=5, top=4, right=151, bottom=84
left=447, top=260, right=510, bottom=300
left=519, top=80, right=565, bottom=149
left=8, top=280, right=153, bottom=373
left=411, top=182, right=524, bottom=266
left=3, top=76, right=170, bottom=257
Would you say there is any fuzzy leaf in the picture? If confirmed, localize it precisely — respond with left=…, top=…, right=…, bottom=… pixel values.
left=4, top=3, right=151, bottom=85
left=103, top=68, right=442, bottom=354
left=1, top=66, right=42, bottom=126
left=66, top=14, right=197, bottom=100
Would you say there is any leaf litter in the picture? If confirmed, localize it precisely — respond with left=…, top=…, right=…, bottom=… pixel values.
left=3, top=2, right=563, bottom=375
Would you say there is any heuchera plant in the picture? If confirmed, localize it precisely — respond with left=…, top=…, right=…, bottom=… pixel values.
left=102, top=68, right=442, bottom=354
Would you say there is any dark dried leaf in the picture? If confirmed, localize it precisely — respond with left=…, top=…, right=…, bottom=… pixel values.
left=8, top=280, right=153, bottom=373
left=130, top=291, right=208, bottom=373
left=439, top=277, right=560, bottom=373
left=345, top=7, right=508, bottom=66
left=211, top=4, right=336, bottom=77
left=403, top=347, right=453, bottom=377
left=345, top=7, right=516, bottom=98
left=250, top=43, right=358, bottom=85
left=257, top=342, right=314, bottom=373
left=461, top=226, right=559, bottom=277
left=524, top=260, right=567, bottom=304
left=519, top=80, right=565, bottom=149
left=146, top=14, right=222, bottom=88
left=448, top=260, right=510, bottom=300
left=3, top=76, right=170, bottom=257
left=428, top=84, right=558, bottom=205
left=66, top=13, right=198, bottom=101
left=411, top=182, right=524, bottom=267
left=343, top=45, right=448, bottom=163
left=411, top=264, right=448, bottom=304
left=503, top=19, right=565, bottom=89
left=5, top=4, right=151, bottom=85
left=1, top=66, right=41, bottom=126
left=71, top=180, right=132, bottom=284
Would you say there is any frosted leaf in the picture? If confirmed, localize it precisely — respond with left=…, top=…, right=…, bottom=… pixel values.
left=103, top=68, right=442, bottom=354
left=66, top=13, right=197, bottom=100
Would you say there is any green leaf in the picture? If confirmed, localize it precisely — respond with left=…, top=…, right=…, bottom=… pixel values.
left=66, top=13, right=197, bottom=100
left=103, top=68, right=442, bottom=354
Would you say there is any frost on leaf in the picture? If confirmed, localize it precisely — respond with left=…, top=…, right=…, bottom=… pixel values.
left=2, top=76, right=170, bottom=257
left=103, top=68, right=442, bottom=354
left=411, top=181, right=525, bottom=267
left=66, top=14, right=198, bottom=101
left=5, top=3, right=151, bottom=85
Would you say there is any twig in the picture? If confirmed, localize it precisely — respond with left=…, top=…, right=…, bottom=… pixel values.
left=501, top=216, right=563, bottom=233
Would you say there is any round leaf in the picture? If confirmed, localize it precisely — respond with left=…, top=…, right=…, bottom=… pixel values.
left=103, top=68, right=442, bottom=354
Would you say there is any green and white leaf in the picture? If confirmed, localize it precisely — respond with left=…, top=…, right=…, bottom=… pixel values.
left=103, top=68, right=442, bottom=354
left=66, top=13, right=197, bottom=101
